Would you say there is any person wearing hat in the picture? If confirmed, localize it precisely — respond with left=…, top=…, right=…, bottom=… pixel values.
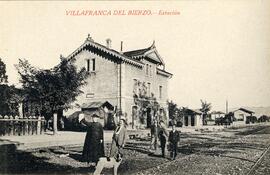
left=80, top=113, right=105, bottom=166
left=108, top=115, right=127, bottom=162
left=168, top=123, right=180, bottom=160
left=150, top=119, right=160, bottom=150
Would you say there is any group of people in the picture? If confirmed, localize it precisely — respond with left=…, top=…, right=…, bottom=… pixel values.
left=78, top=112, right=180, bottom=171
left=78, top=113, right=127, bottom=167
left=150, top=120, right=180, bottom=160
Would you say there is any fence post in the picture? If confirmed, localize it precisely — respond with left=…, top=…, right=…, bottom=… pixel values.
left=0, top=115, right=3, bottom=136
left=28, top=116, right=32, bottom=135
left=14, top=115, right=19, bottom=136
left=9, top=116, right=14, bottom=136
left=40, top=117, right=45, bottom=135
left=19, top=115, right=23, bottom=136
left=4, top=115, right=8, bottom=136
left=37, top=116, right=41, bottom=135
left=53, top=113, right=58, bottom=135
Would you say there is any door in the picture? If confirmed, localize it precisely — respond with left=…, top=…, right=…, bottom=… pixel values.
left=146, top=108, right=152, bottom=128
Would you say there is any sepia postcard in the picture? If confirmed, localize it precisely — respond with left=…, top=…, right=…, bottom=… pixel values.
left=0, top=1, right=270, bottom=174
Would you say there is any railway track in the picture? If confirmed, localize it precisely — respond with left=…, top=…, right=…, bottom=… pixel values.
left=247, top=126, right=270, bottom=175
left=133, top=125, right=270, bottom=175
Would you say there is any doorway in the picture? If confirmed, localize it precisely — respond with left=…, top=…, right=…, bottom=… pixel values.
left=191, top=115, right=195, bottom=126
left=184, top=116, right=189, bottom=126
left=146, top=108, right=152, bottom=128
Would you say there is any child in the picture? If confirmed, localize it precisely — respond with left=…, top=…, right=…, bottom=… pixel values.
left=159, top=130, right=166, bottom=157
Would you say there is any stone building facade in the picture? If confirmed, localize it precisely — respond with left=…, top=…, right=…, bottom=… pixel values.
left=64, top=35, right=172, bottom=128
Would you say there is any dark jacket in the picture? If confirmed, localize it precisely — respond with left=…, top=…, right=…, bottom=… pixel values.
left=159, top=131, right=166, bottom=147
left=169, top=130, right=180, bottom=144
left=81, top=119, right=105, bottom=163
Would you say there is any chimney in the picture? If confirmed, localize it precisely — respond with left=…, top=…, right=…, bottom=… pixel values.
left=106, top=38, right=112, bottom=48
left=120, top=41, right=123, bottom=52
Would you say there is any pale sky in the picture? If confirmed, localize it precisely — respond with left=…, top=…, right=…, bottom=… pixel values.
left=0, top=1, right=270, bottom=111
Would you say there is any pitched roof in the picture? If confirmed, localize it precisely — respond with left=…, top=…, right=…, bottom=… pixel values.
left=183, top=108, right=202, bottom=115
left=65, top=35, right=171, bottom=73
left=157, top=68, right=173, bottom=78
left=123, top=47, right=152, bottom=57
left=67, top=35, right=144, bottom=68
left=211, top=111, right=225, bottom=114
left=81, top=101, right=114, bottom=110
left=234, top=108, right=254, bottom=114
left=123, top=41, right=165, bottom=65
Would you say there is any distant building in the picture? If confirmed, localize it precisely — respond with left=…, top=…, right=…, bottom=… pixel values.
left=182, top=108, right=203, bottom=127
left=232, top=108, right=254, bottom=123
left=64, top=35, right=172, bottom=128
left=210, top=111, right=225, bottom=120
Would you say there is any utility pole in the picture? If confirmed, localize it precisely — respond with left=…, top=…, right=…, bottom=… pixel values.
left=226, top=100, right=228, bottom=114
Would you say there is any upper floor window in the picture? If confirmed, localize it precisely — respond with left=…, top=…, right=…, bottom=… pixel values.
left=146, top=64, right=149, bottom=75
left=149, top=65, right=152, bottom=77
left=133, top=79, right=138, bottom=94
left=147, top=82, right=151, bottom=96
left=159, top=86, right=162, bottom=99
left=91, top=58, right=95, bottom=71
left=86, top=59, right=90, bottom=72
left=86, top=58, right=96, bottom=72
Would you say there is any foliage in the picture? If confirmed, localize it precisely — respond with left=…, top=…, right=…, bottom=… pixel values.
left=0, top=59, right=21, bottom=116
left=200, top=99, right=212, bottom=114
left=133, top=80, right=160, bottom=125
left=258, top=115, right=270, bottom=122
left=15, top=57, right=89, bottom=119
left=0, top=58, right=8, bottom=84
left=0, top=84, right=21, bottom=116
left=168, top=100, right=177, bottom=120
left=200, top=99, right=212, bottom=125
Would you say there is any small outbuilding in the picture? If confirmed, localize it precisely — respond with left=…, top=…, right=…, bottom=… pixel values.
left=232, top=108, right=255, bottom=124
left=210, top=111, right=225, bottom=120
left=182, top=108, right=203, bottom=127
left=81, top=101, right=115, bottom=129
left=66, top=101, right=115, bottom=130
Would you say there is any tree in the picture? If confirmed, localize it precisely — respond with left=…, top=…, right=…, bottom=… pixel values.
left=0, top=58, right=8, bottom=84
left=0, top=59, right=22, bottom=116
left=200, top=99, right=212, bottom=125
left=0, top=84, right=21, bottom=116
left=168, top=100, right=178, bottom=121
left=16, top=57, right=89, bottom=134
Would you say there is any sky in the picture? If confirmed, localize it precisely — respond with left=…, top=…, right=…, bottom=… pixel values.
left=0, top=1, right=270, bottom=111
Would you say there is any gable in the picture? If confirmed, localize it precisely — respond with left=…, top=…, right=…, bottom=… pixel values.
left=146, top=52, right=162, bottom=64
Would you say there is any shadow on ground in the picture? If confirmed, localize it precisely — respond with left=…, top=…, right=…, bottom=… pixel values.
left=0, top=142, right=94, bottom=174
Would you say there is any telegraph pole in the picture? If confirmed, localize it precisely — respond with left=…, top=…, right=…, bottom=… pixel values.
left=226, top=100, right=228, bottom=114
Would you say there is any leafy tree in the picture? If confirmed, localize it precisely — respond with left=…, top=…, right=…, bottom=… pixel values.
left=15, top=57, right=89, bottom=133
left=0, top=84, right=21, bottom=116
left=0, top=58, right=8, bottom=84
left=200, top=99, right=212, bottom=125
left=168, top=100, right=178, bottom=120
left=0, top=59, right=21, bottom=116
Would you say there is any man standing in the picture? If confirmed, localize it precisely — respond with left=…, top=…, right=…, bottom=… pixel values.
left=168, top=124, right=180, bottom=160
left=80, top=113, right=105, bottom=166
left=150, top=120, right=159, bottom=150
left=159, top=130, right=166, bottom=157
left=108, top=115, right=127, bottom=162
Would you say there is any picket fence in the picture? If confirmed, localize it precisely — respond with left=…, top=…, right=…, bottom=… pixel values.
left=0, top=115, right=46, bottom=136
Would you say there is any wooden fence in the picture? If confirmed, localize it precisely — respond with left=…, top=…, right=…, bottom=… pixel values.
left=0, top=115, right=46, bottom=136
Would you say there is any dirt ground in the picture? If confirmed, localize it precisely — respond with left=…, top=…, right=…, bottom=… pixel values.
left=1, top=124, right=270, bottom=175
